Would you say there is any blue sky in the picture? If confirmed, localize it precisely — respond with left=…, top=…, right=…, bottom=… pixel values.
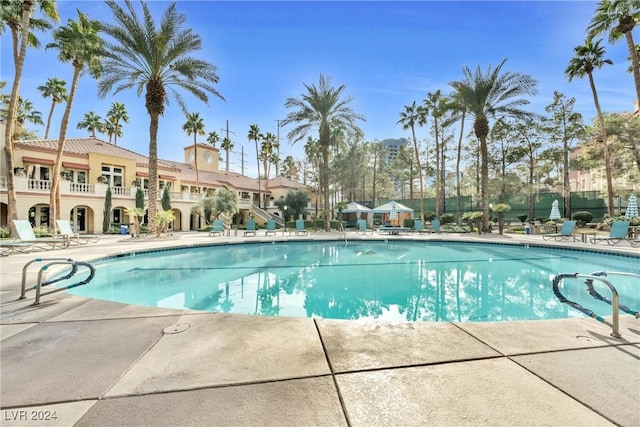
left=1, top=1, right=634, bottom=177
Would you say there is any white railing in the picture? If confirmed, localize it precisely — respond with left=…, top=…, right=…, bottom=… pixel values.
left=69, top=182, right=95, bottom=194
left=111, top=186, right=130, bottom=196
left=28, top=179, right=51, bottom=191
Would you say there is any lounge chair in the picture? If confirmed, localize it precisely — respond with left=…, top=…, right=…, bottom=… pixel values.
left=357, top=219, right=373, bottom=235
left=56, top=220, right=100, bottom=245
left=244, top=219, right=257, bottom=236
left=430, top=219, right=442, bottom=233
left=0, top=241, right=34, bottom=256
left=12, top=220, right=69, bottom=249
left=295, top=219, right=308, bottom=236
left=209, top=219, right=224, bottom=237
left=590, top=221, right=630, bottom=245
left=265, top=219, right=277, bottom=236
left=541, top=220, right=576, bottom=241
left=413, top=219, right=426, bottom=234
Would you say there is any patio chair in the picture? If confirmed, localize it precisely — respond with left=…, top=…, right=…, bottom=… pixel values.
left=0, top=241, right=34, bottom=256
left=295, top=219, right=308, bottom=236
left=12, top=220, right=69, bottom=249
left=56, top=220, right=100, bottom=245
left=357, top=219, right=373, bottom=235
left=541, top=220, right=576, bottom=241
left=589, top=220, right=630, bottom=245
left=208, top=219, right=224, bottom=237
left=265, top=219, right=277, bottom=236
left=413, top=219, right=426, bottom=234
left=430, top=219, right=442, bottom=233
left=244, top=219, right=257, bottom=236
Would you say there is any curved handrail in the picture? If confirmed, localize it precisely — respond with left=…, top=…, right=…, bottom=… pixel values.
left=586, top=271, right=640, bottom=319
left=20, top=258, right=73, bottom=299
left=34, top=261, right=95, bottom=305
left=552, top=273, right=622, bottom=338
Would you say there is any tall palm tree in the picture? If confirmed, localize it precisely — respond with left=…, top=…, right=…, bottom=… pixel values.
left=37, top=77, right=67, bottom=139
left=106, top=101, right=128, bottom=146
left=99, top=0, right=224, bottom=234
left=261, top=132, right=276, bottom=181
left=183, top=112, right=205, bottom=192
left=206, top=130, right=220, bottom=147
left=566, top=39, right=615, bottom=216
left=248, top=124, right=262, bottom=208
left=282, top=73, right=365, bottom=231
left=423, top=90, right=450, bottom=218
left=76, top=111, right=103, bottom=137
left=449, top=58, right=538, bottom=232
left=9, top=97, right=44, bottom=137
left=587, top=0, right=640, bottom=106
left=1, top=0, right=58, bottom=236
left=102, top=118, right=120, bottom=143
left=397, top=101, right=426, bottom=223
left=46, top=10, right=103, bottom=232
left=221, top=136, right=234, bottom=172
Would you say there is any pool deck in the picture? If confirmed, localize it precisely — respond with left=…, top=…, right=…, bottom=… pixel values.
left=1, top=231, right=638, bottom=426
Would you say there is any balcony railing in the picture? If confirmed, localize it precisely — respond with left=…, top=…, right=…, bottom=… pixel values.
left=28, top=179, right=51, bottom=191
left=69, top=182, right=95, bottom=194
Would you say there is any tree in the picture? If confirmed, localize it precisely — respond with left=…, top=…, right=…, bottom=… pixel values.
left=136, top=187, right=145, bottom=210
left=106, top=101, right=128, bottom=146
left=280, top=155, right=301, bottom=180
left=566, top=39, right=615, bottom=216
left=213, top=187, right=238, bottom=228
left=449, top=58, right=538, bottom=232
left=587, top=0, right=640, bottom=106
left=544, top=91, right=585, bottom=218
left=206, top=130, right=220, bottom=147
left=183, top=111, right=205, bottom=192
left=46, top=10, right=103, bottom=233
left=3, top=97, right=43, bottom=139
left=161, top=185, right=172, bottom=211
left=261, top=131, right=276, bottom=185
left=277, top=189, right=310, bottom=221
left=102, top=117, right=119, bottom=143
left=2, top=0, right=58, bottom=236
left=99, top=0, right=224, bottom=234
left=282, top=74, right=365, bottom=231
left=103, top=184, right=112, bottom=233
left=76, top=111, right=103, bottom=137
left=221, top=135, right=234, bottom=172
left=248, top=124, right=262, bottom=208
left=37, top=77, right=67, bottom=139
left=423, top=90, right=450, bottom=218
left=397, top=101, right=426, bottom=222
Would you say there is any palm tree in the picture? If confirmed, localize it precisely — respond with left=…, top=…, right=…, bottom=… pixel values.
left=37, top=77, right=67, bottom=139
left=206, top=130, right=220, bottom=147
left=261, top=131, right=276, bottom=181
left=423, top=90, right=450, bottom=218
left=102, top=118, right=120, bottom=143
left=282, top=73, right=365, bottom=230
left=566, top=39, right=615, bottom=216
left=46, top=10, right=103, bottom=232
left=1, top=0, right=58, bottom=236
left=183, top=112, right=205, bottom=193
left=248, top=124, right=262, bottom=208
left=77, top=111, right=103, bottom=137
left=221, top=136, right=234, bottom=172
left=11, top=97, right=44, bottom=137
left=397, top=101, right=426, bottom=223
left=99, top=0, right=224, bottom=234
left=587, top=0, right=640, bottom=106
left=106, top=101, right=128, bottom=146
left=449, top=58, right=538, bottom=232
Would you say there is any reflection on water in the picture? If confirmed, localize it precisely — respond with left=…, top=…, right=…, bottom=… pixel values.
left=63, top=242, right=640, bottom=323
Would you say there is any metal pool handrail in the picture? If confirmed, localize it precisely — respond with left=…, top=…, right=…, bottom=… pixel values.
left=20, top=257, right=95, bottom=305
left=552, top=273, right=624, bottom=338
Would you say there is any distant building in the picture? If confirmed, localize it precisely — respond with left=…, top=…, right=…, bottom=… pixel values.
left=381, top=138, right=409, bottom=164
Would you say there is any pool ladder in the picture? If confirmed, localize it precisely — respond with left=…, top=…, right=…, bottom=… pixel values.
left=20, top=257, right=96, bottom=305
left=552, top=271, right=640, bottom=338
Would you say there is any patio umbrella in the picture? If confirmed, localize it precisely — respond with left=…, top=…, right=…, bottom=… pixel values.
left=549, top=200, right=561, bottom=220
left=389, top=204, right=398, bottom=220
left=625, top=194, right=638, bottom=219
left=372, top=200, right=414, bottom=214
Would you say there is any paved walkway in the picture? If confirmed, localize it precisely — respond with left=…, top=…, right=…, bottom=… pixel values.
left=1, top=231, right=638, bottom=426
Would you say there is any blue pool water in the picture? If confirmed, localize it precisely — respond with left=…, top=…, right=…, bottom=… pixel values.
left=61, top=241, right=640, bottom=322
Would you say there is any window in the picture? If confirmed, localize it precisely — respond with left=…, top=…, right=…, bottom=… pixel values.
left=26, top=165, right=50, bottom=180
left=101, top=165, right=124, bottom=187
left=62, top=170, right=87, bottom=184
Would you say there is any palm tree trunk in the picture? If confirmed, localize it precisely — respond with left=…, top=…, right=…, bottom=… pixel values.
left=193, top=135, right=200, bottom=194
left=49, top=68, right=81, bottom=233
left=255, top=139, right=261, bottom=209
left=625, top=31, right=640, bottom=108
left=479, top=134, right=490, bottom=232
left=4, top=3, right=34, bottom=237
left=44, top=101, right=56, bottom=139
left=411, top=125, right=424, bottom=222
left=563, top=136, right=571, bottom=219
left=455, top=111, right=465, bottom=225
left=435, top=122, right=441, bottom=218
left=588, top=72, right=614, bottom=216
left=148, top=114, right=159, bottom=234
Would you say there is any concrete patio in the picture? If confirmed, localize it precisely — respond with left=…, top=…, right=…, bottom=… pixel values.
left=1, top=231, right=638, bottom=426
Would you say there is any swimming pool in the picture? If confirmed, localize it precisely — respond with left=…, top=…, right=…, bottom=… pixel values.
left=61, top=240, right=640, bottom=323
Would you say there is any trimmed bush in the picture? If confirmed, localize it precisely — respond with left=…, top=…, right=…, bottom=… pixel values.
left=440, top=213, right=455, bottom=224
left=572, top=211, right=593, bottom=225
left=517, top=214, right=527, bottom=224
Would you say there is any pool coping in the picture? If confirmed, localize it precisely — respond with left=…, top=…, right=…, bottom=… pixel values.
left=1, top=231, right=638, bottom=426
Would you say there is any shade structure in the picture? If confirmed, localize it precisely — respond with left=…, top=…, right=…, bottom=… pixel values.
left=372, top=200, right=414, bottom=214
left=549, top=200, right=561, bottom=220
left=342, top=202, right=372, bottom=214
left=625, top=194, right=638, bottom=219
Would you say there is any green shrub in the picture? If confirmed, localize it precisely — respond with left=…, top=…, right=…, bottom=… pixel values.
left=33, top=226, right=51, bottom=237
left=423, top=210, right=436, bottom=221
left=571, top=211, right=593, bottom=225
left=0, top=227, right=8, bottom=238
left=517, top=214, right=528, bottom=224
left=440, top=213, right=455, bottom=224
left=403, top=218, right=415, bottom=228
